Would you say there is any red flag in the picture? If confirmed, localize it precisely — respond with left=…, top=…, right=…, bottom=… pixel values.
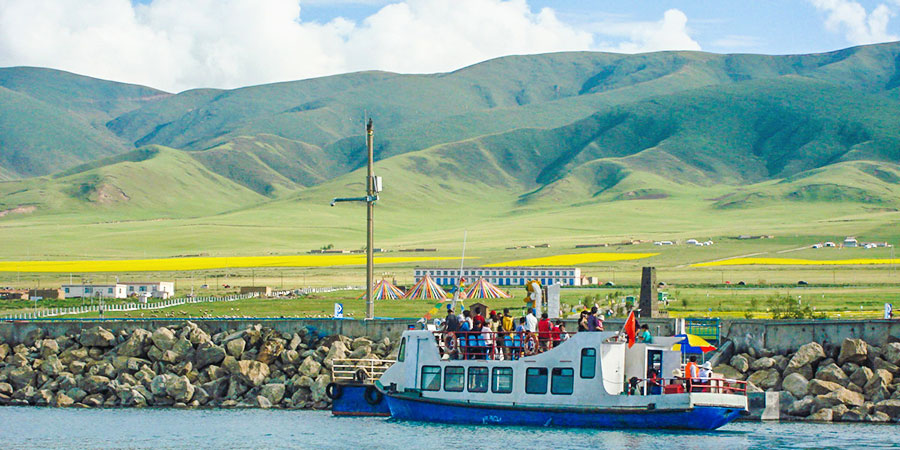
left=623, top=311, right=636, bottom=348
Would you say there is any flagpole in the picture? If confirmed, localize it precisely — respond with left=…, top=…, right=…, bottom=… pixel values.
left=451, top=231, right=467, bottom=311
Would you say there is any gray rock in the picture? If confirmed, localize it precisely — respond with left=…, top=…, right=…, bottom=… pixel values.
left=288, top=334, right=302, bottom=351
left=815, top=363, right=848, bottom=386
left=194, top=342, right=226, bottom=369
left=226, top=378, right=248, bottom=399
left=260, top=383, right=285, bottom=404
left=7, top=366, right=34, bottom=390
left=257, top=340, right=284, bottom=365
left=787, top=395, right=815, bottom=416
left=79, top=327, right=115, bottom=348
left=40, top=339, right=60, bottom=358
left=118, top=329, right=152, bottom=357
left=298, top=357, right=322, bottom=378
left=65, top=387, right=88, bottom=402
left=838, top=338, right=868, bottom=366
left=81, top=375, right=111, bottom=394
left=0, top=382, right=12, bottom=395
left=82, top=393, right=103, bottom=407
left=310, top=374, right=331, bottom=403
left=351, top=337, right=373, bottom=351
left=0, top=343, right=9, bottom=361
left=226, top=339, right=246, bottom=358
left=183, top=322, right=211, bottom=345
left=150, top=374, right=175, bottom=397
left=818, top=387, right=865, bottom=408
left=151, top=327, right=177, bottom=351
left=40, top=355, right=64, bottom=376
left=201, top=377, right=229, bottom=400
left=165, top=375, right=195, bottom=403
left=233, top=360, right=269, bottom=387
left=808, top=379, right=842, bottom=396
left=746, top=368, right=780, bottom=391
left=712, top=364, right=745, bottom=381
left=807, top=407, right=834, bottom=422
left=52, top=392, right=74, bottom=407
left=785, top=343, right=825, bottom=379
left=23, top=329, right=45, bottom=347
left=882, top=342, right=900, bottom=366
left=873, top=357, right=899, bottom=375
left=841, top=407, right=866, bottom=422
left=281, top=350, right=301, bottom=365
left=782, top=372, right=810, bottom=398
left=750, top=357, right=776, bottom=371
left=867, top=411, right=891, bottom=422
left=850, top=366, right=874, bottom=389
left=148, top=346, right=181, bottom=364
left=69, top=360, right=86, bottom=375
left=874, top=399, right=900, bottom=418
left=322, top=341, right=347, bottom=370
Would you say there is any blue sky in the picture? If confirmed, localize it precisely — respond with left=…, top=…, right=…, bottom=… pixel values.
left=1, top=0, right=898, bottom=91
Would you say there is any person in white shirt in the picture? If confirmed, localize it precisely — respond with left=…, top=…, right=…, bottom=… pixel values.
left=699, top=361, right=713, bottom=381
left=525, top=308, right=538, bottom=332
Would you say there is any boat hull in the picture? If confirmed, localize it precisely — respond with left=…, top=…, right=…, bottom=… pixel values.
left=331, top=383, right=391, bottom=417
left=386, top=393, right=742, bottom=430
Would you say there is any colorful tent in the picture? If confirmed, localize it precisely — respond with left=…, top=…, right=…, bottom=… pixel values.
left=403, top=274, right=448, bottom=300
left=463, top=277, right=510, bottom=299
left=358, top=279, right=405, bottom=300
left=672, top=334, right=717, bottom=353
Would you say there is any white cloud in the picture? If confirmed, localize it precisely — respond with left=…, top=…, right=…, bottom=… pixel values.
left=595, top=9, right=701, bottom=53
left=808, top=0, right=899, bottom=44
left=0, top=0, right=701, bottom=92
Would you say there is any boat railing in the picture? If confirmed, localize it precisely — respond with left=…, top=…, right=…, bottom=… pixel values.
left=629, top=376, right=749, bottom=397
left=331, top=358, right=396, bottom=383
left=431, top=330, right=581, bottom=361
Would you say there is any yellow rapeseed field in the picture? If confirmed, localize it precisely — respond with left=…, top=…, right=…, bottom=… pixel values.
left=484, top=252, right=657, bottom=267
left=693, top=257, right=899, bottom=267
left=0, top=255, right=460, bottom=273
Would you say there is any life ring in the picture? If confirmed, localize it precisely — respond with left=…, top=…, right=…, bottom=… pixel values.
left=326, top=382, right=343, bottom=400
left=354, top=369, right=369, bottom=382
left=364, top=385, right=384, bottom=405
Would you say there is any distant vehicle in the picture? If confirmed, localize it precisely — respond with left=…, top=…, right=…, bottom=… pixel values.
left=824, top=242, right=836, bottom=247
left=686, top=239, right=699, bottom=245
left=798, top=280, right=808, bottom=286
left=737, top=281, right=746, bottom=286
left=811, top=243, right=823, bottom=249
left=604, top=281, right=615, bottom=287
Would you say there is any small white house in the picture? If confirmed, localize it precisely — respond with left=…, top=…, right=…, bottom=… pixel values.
left=62, top=284, right=128, bottom=299
left=122, top=282, right=175, bottom=299
left=686, top=239, right=699, bottom=245
left=844, top=237, right=858, bottom=247
left=824, top=241, right=836, bottom=247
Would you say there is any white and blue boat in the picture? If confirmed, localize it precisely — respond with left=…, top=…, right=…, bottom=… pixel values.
left=375, top=330, right=748, bottom=430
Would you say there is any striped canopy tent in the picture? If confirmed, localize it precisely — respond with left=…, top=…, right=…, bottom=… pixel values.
left=358, top=279, right=405, bottom=300
left=463, top=277, right=511, bottom=299
left=402, top=274, right=448, bottom=300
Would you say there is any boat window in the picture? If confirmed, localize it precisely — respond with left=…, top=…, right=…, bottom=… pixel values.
left=444, top=366, right=464, bottom=392
left=525, top=367, right=548, bottom=394
left=551, top=368, right=574, bottom=395
left=492, top=367, right=513, bottom=393
left=580, top=348, right=596, bottom=379
left=468, top=367, right=488, bottom=392
left=421, top=366, right=441, bottom=391
left=398, top=338, right=406, bottom=362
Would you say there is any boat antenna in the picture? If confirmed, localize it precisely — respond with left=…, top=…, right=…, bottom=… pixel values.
left=451, top=231, right=467, bottom=311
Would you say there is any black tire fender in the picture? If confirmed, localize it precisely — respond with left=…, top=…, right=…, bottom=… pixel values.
left=326, top=382, right=343, bottom=400
left=364, top=385, right=384, bottom=405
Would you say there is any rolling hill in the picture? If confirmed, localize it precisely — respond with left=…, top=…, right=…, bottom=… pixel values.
left=0, top=42, right=900, bottom=257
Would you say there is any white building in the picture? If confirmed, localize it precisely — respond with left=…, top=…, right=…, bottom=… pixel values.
left=62, top=284, right=127, bottom=299
left=414, top=267, right=582, bottom=287
left=122, top=282, right=175, bottom=299
left=844, top=237, right=858, bottom=247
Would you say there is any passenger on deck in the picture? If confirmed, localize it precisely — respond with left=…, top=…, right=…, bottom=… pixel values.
left=525, top=308, right=538, bottom=332
left=462, top=310, right=473, bottom=330
left=587, top=307, right=600, bottom=331
left=685, top=355, right=700, bottom=391
left=537, top=313, right=552, bottom=350
left=578, top=310, right=588, bottom=332
left=647, top=368, right=661, bottom=395
left=511, top=317, right=527, bottom=359
left=638, top=324, right=653, bottom=343
left=488, top=311, right=500, bottom=332
left=597, top=312, right=604, bottom=331
left=473, top=307, right=485, bottom=325
left=444, top=307, right=460, bottom=333
left=481, top=322, right=493, bottom=359
left=551, top=321, right=562, bottom=347
left=500, top=309, right=514, bottom=359
left=557, top=322, right=569, bottom=343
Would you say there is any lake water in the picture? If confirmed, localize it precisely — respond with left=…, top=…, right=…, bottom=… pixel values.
left=0, top=408, right=897, bottom=449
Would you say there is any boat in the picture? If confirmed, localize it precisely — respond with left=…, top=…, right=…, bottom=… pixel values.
left=327, top=358, right=394, bottom=417
left=373, top=329, right=748, bottom=430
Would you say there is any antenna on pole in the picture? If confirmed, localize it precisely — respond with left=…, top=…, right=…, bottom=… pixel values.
left=331, top=116, right=381, bottom=319
left=451, top=231, right=467, bottom=312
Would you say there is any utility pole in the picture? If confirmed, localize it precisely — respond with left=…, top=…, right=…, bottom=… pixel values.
left=331, top=118, right=381, bottom=320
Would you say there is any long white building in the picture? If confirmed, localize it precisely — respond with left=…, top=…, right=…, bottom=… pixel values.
left=62, top=281, right=175, bottom=299
left=414, top=267, right=582, bottom=286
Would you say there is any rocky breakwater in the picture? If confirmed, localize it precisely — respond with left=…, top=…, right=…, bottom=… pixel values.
left=0, top=322, right=395, bottom=409
left=714, top=337, right=900, bottom=423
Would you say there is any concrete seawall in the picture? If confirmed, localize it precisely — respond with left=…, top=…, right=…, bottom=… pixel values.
left=2, top=318, right=898, bottom=350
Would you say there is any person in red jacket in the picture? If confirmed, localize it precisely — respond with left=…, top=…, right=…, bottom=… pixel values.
left=537, top=313, right=552, bottom=351
left=551, top=321, right=562, bottom=348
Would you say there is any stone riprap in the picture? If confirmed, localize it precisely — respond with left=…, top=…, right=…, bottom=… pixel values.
left=0, top=322, right=395, bottom=409
left=715, top=338, right=900, bottom=423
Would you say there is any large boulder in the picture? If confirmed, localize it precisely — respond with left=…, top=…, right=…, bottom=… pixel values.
left=118, top=329, right=152, bottom=357
left=882, top=342, right=900, bottom=366
left=257, top=340, right=284, bottom=365
left=807, top=408, right=834, bottom=422
left=80, top=327, right=115, bottom=348
left=787, top=395, right=815, bottom=416
left=746, top=368, right=780, bottom=390
left=151, top=327, right=177, bottom=351
left=874, top=399, right=900, bottom=419
left=749, top=357, right=776, bottom=371
left=226, top=339, right=246, bottom=358
left=80, top=375, right=111, bottom=394
left=873, top=358, right=899, bottom=375
left=310, top=374, right=332, bottom=402
left=183, top=322, right=211, bottom=345
left=864, top=369, right=893, bottom=401
left=7, top=366, right=34, bottom=390
left=849, top=366, right=875, bottom=389
left=194, top=343, right=226, bottom=369
left=165, top=375, right=195, bottom=403
left=322, top=341, right=347, bottom=370
left=808, top=379, right=842, bottom=396
left=39, top=339, right=60, bottom=358
left=260, top=383, right=285, bottom=404
left=298, top=357, right=322, bottom=378
left=231, top=360, right=269, bottom=387
left=838, top=338, right=868, bottom=366
left=782, top=372, right=810, bottom=398
left=785, top=342, right=825, bottom=378
left=815, top=363, right=848, bottom=386
left=52, top=392, right=74, bottom=407
left=147, top=346, right=181, bottom=364
left=713, top=364, right=745, bottom=381
left=817, top=387, right=865, bottom=408
left=0, top=343, right=9, bottom=361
